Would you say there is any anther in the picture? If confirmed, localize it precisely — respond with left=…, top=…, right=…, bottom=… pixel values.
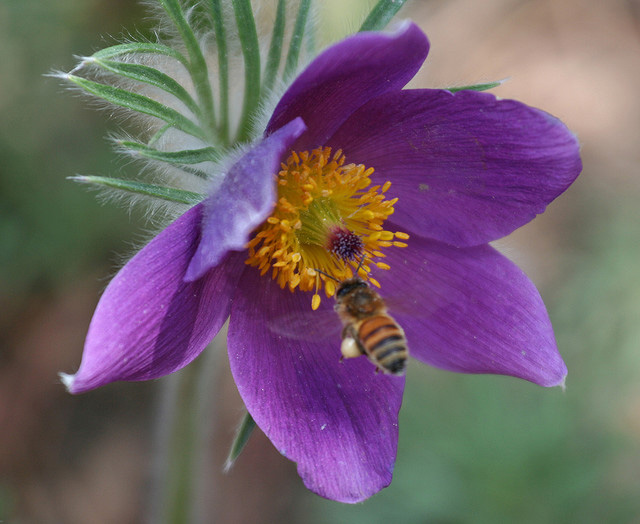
left=244, top=147, right=408, bottom=308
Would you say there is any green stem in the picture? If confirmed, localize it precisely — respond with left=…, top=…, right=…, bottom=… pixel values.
left=148, top=362, right=200, bottom=523
left=190, top=333, right=224, bottom=522
left=148, top=335, right=224, bottom=523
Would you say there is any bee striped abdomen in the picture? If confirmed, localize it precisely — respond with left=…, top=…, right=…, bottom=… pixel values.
left=358, top=315, right=408, bottom=375
left=333, top=274, right=409, bottom=375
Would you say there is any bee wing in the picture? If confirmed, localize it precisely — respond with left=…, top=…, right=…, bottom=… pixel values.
left=267, top=308, right=342, bottom=342
left=372, top=283, right=446, bottom=319
left=266, top=281, right=431, bottom=341
left=382, top=294, right=421, bottom=317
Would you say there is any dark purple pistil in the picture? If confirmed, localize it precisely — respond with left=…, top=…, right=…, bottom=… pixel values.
left=327, top=226, right=364, bottom=262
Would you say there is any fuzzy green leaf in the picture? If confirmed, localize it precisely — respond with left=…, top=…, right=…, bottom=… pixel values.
left=263, top=0, right=286, bottom=93
left=66, top=75, right=206, bottom=140
left=159, top=0, right=217, bottom=138
left=118, top=140, right=220, bottom=164
left=180, top=167, right=214, bottom=180
left=159, top=0, right=204, bottom=66
left=148, top=124, right=172, bottom=147
left=283, top=0, right=312, bottom=80
left=232, top=0, right=261, bottom=142
left=70, top=175, right=204, bottom=204
left=224, top=412, right=257, bottom=472
left=92, top=59, right=200, bottom=117
left=359, top=0, right=408, bottom=32
left=445, top=80, right=505, bottom=93
left=209, top=0, right=230, bottom=144
left=91, top=43, right=189, bottom=68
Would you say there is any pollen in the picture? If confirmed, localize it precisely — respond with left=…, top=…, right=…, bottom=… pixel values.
left=245, top=147, right=408, bottom=307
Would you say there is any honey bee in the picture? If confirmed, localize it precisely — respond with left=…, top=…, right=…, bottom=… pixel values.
left=326, top=269, right=409, bottom=376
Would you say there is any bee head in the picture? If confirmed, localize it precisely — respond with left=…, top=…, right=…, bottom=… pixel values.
left=335, top=277, right=368, bottom=300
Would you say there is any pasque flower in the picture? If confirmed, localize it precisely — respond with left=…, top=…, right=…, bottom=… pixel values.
left=62, top=22, right=581, bottom=502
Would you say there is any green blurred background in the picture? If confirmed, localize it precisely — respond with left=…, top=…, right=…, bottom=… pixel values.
left=2, top=0, right=639, bottom=522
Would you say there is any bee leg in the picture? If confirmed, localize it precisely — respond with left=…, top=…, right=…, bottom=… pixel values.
left=341, top=338, right=361, bottom=360
left=341, top=325, right=354, bottom=339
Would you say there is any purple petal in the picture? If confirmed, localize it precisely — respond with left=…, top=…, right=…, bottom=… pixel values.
left=328, top=89, right=582, bottom=246
left=63, top=204, right=245, bottom=393
left=266, top=22, right=429, bottom=151
left=185, top=118, right=306, bottom=282
left=228, top=267, right=404, bottom=503
left=376, top=232, right=566, bottom=387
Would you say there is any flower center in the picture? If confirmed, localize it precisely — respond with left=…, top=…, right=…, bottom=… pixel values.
left=245, top=147, right=408, bottom=309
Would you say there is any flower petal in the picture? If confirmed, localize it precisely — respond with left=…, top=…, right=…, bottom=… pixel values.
left=328, top=89, right=582, bottom=246
left=266, top=22, right=429, bottom=151
left=185, top=118, right=306, bottom=282
left=63, top=204, right=245, bottom=393
left=228, top=268, right=405, bottom=503
left=377, top=232, right=566, bottom=387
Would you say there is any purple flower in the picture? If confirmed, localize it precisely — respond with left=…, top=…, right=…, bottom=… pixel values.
left=62, top=22, right=581, bottom=502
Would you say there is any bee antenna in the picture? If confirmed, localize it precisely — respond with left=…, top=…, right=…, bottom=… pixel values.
left=355, top=255, right=367, bottom=275
left=313, top=268, right=341, bottom=283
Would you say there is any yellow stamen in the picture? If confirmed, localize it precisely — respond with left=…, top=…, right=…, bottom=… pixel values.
left=245, top=147, right=408, bottom=307
left=379, top=231, right=395, bottom=241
